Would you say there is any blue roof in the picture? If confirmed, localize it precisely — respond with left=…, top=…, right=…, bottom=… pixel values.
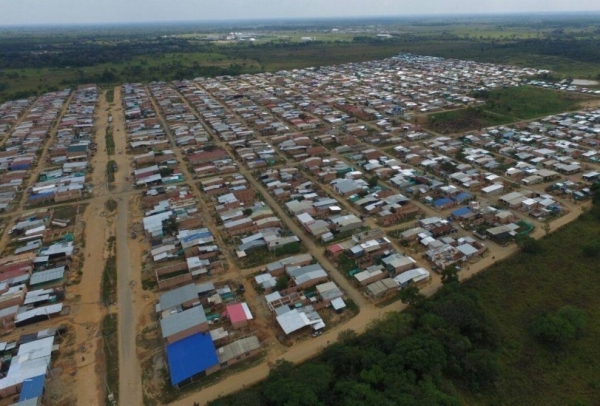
left=181, top=232, right=212, bottom=243
left=433, top=197, right=453, bottom=207
left=451, top=207, right=472, bottom=217
left=453, top=192, right=473, bottom=202
left=166, top=333, right=218, bottom=386
left=19, top=374, right=45, bottom=401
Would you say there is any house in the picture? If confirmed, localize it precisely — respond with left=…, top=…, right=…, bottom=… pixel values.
left=366, top=278, right=398, bottom=299
left=166, top=333, right=220, bottom=386
left=393, top=268, right=430, bottom=288
left=158, top=284, right=199, bottom=312
left=160, top=305, right=208, bottom=344
left=354, top=265, right=387, bottom=286
left=275, top=305, right=324, bottom=335
left=216, top=336, right=261, bottom=368
left=226, top=302, right=253, bottom=329
left=381, top=254, right=417, bottom=275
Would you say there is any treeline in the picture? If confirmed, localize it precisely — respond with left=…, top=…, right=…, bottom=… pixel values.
left=0, top=37, right=207, bottom=69
left=209, top=280, right=500, bottom=406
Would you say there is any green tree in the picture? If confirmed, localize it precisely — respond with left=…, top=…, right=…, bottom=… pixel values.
left=275, top=275, right=289, bottom=291
left=367, top=176, right=379, bottom=188
left=462, top=349, right=499, bottom=390
left=161, top=217, right=178, bottom=236
left=531, top=313, right=576, bottom=347
left=441, top=266, right=460, bottom=284
left=515, top=235, right=542, bottom=254
left=399, top=285, right=425, bottom=307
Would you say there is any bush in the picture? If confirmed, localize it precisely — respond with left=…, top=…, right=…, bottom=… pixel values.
left=531, top=305, right=586, bottom=348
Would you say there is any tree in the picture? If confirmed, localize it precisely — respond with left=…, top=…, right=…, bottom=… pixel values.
left=161, top=217, right=178, bottom=236
left=275, top=275, right=289, bottom=291
left=243, top=208, right=253, bottom=216
left=530, top=306, right=585, bottom=348
left=367, top=176, right=379, bottom=188
left=462, top=349, right=499, bottom=390
left=159, top=167, right=174, bottom=177
left=441, top=266, right=459, bottom=285
left=515, top=235, right=542, bottom=254
left=399, top=285, right=425, bottom=307
left=542, top=219, right=551, bottom=235
left=531, top=313, right=576, bottom=347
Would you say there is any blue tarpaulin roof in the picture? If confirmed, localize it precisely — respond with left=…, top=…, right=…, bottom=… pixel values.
left=451, top=207, right=472, bottom=217
left=19, top=374, right=45, bottom=401
left=453, top=192, right=473, bottom=203
left=166, top=333, right=218, bottom=386
left=433, top=197, right=453, bottom=207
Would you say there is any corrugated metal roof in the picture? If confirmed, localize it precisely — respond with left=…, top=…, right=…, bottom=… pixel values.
left=159, top=284, right=198, bottom=310
left=30, top=267, right=65, bottom=285
left=160, top=306, right=207, bottom=339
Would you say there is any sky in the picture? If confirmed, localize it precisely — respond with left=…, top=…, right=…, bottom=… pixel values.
left=0, top=0, right=599, bottom=26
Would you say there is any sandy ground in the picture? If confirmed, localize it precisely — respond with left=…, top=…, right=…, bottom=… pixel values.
left=70, top=91, right=113, bottom=405
left=109, top=86, right=145, bottom=406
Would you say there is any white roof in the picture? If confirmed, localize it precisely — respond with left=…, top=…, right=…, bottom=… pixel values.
left=276, top=309, right=311, bottom=335
left=394, top=268, right=430, bottom=285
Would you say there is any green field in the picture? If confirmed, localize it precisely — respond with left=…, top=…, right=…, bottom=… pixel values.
left=4, top=16, right=600, bottom=101
left=461, top=212, right=600, bottom=405
left=423, top=86, right=594, bottom=134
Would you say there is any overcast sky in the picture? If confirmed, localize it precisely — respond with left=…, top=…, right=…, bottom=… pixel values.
left=0, top=0, right=598, bottom=26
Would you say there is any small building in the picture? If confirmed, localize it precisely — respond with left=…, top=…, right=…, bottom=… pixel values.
left=166, top=333, right=219, bottom=387
left=394, top=268, right=430, bottom=288
left=366, top=278, right=398, bottom=299
left=226, top=302, right=253, bottom=329
left=160, top=305, right=208, bottom=344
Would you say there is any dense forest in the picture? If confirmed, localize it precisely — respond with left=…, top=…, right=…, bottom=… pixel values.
left=207, top=188, right=600, bottom=406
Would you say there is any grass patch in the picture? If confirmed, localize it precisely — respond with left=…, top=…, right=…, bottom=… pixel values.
left=105, top=88, right=114, bottom=103
left=424, top=86, right=595, bottom=133
left=102, top=255, right=117, bottom=305
left=107, top=160, right=116, bottom=183
left=102, top=313, right=119, bottom=406
left=105, top=198, right=117, bottom=212
left=106, top=128, right=115, bottom=156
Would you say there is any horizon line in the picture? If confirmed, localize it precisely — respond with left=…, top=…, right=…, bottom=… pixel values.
left=2, top=10, right=600, bottom=29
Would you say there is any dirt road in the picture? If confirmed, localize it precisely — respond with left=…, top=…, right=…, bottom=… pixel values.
left=112, top=86, right=144, bottom=406
left=72, top=90, right=112, bottom=405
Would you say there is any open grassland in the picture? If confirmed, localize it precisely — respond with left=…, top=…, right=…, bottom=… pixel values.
left=461, top=212, right=600, bottom=406
left=423, top=86, right=596, bottom=133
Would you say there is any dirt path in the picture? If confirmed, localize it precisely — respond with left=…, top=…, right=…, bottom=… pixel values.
left=112, top=86, right=144, bottom=406
left=72, top=90, right=112, bottom=405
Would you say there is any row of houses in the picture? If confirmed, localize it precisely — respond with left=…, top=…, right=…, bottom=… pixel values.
left=0, top=89, right=71, bottom=210
left=0, top=328, right=62, bottom=403
left=27, top=85, right=100, bottom=205
left=122, top=83, right=169, bottom=152
left=0, top=97, right=33, bottom=140
left=156, top=282, right=261, bottom=387
left=0, top=211, right=73, bottom=332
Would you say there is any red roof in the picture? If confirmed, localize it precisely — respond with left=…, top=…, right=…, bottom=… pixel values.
left=327, top=244, right=343, bottom=254
left=226, top=303, right=249, bottom=324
